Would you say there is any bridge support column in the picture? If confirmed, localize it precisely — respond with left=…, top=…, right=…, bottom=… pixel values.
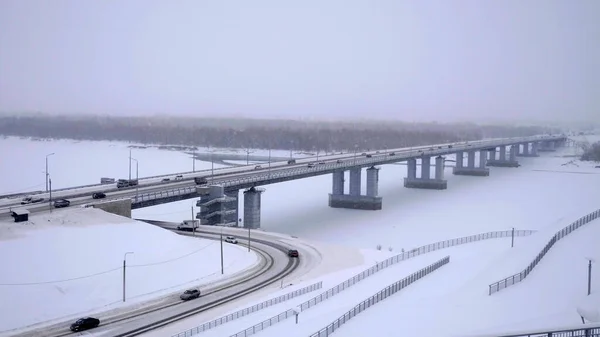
left=329, top=167, right=382, bottom=210
left=243, top=187, right=263, bottom=229
left=455, top=152, right=463, bottom=169
left=404, top=156, right=447, bottom=190
left=518, top=142, right=539, bottom=157
left=538, top=140, right=557, bottom=152
left=488, top=148, right=497, bottom=161
left=488, top=145, right=520, bottom=167
left=196, top=185, right=238, bottom=226
left=453, top=150, right=490, bottom=176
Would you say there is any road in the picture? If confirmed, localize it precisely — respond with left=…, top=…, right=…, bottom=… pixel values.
left=4, top=233, right=299, bottom=337
left=0, top=135, right=562, bottom=212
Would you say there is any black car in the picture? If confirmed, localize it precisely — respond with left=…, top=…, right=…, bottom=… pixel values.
left=180, top=289, right=201, bottom=301
left=53, top=199, right=70, bottom=208
left=92, top=192, right=106, bottom=199
left=287, top=159, right=296, bottom=164
left=288, top=249, right=299, bottom=258
left=70, top=317, right=100, bottom=332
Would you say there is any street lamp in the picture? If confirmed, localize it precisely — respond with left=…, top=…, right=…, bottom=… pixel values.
left=220, top=228, right=224, bottom=275
left=586, top=258, right=595, bottom=296
left=128, top=149, right=132, bottom=181
left=45, top=153, right=55, bottom=192
left=123, top=252, right=134, bottom=302
left=353, top=144, right=359, bottom=165
left=192, top=148, right=196, bottom=172
left=511, top=227, right=515, bottom=248
left=130, top=158, right=139, bottom=197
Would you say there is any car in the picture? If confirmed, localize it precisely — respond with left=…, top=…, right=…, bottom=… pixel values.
left=92, top=192, right=106, bottom=199
left=448, top=145, right=453, bottom=149
left=318, top=161, right=326, bottom=165
left=225, top=236, right=238, bottom=244
left=70, top=317, right=100, bottom=332
left=438, top=146, right=442, bottom=149
left=336, top=159, right=344, bottom=163
left=366, top=154, right=372, bottom=158
left=21, top=196, right=43, bottom=205
left=175, top=175, right=183, bottom=180
left=180, top=289, right=201, bottom=301
left=361, top=153, right=367, bottom=156
left=287, top=249, right=299, bottom=258
left=162, top=178, right=171, bottom=182
left=53, top=199, right=71, bottom=208
left=429, top=147, right=434, bottom=151
left=194, top=177, right=208, bottom=185
left=307, top=163, right=315, bottom=168
left=389, top=152, right=395, bottom=156
left=255, top=165, right=262, bottom=169
left=287, top=159, right=296, bottom=164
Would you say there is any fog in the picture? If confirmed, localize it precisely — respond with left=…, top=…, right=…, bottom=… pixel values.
left=0, top=0, right=598, bottom=123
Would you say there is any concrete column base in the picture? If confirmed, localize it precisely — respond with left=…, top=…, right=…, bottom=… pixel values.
left=516, top=153, right=539, bottom=157
left=487, top=160, right=520, bottom=168
left=403, top=177, right=447, bottom=190
left=328, top=194, right=382, bottom=210
left=452, top=167, right=490, bottom=176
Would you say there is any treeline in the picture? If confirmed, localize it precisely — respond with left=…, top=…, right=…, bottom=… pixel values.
left=581, top=142, right=600, bottom=162
left=0, top=114, right=558, bottom=151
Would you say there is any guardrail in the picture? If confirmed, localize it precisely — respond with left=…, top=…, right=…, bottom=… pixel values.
left=489, top=209, right=600, bottom=295
left=309, top=256, right=451, bottom=337
left=466, top=322, right=600, bottom=337
left=228, top=229, right=534, bottom=337
left=171, top=281, right=323, bottom=337
left=131, top=186, right=197, bottom=204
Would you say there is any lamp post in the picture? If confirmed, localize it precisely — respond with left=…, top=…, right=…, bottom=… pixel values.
left=48, top=177, right=52, bottom=211
left=586, top=258, right=595, bottom=296
left=131, top=158, right=139, bottom=197
left=353, top=144, right=358, bottom=165
left=123, top=252, right=134, bottom=302
left=128, top=149, right=132, bottom=181
left=45, top=153, right=55, bottom=192
left=511, top=227, right=515, bottom=248
left=192, top=148, right=196, bottom=172
left=220, top=228, right=224, bottom=275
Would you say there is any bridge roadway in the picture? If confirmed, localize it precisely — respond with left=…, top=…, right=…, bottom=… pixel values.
left=0, top=134, right=565, bottom=213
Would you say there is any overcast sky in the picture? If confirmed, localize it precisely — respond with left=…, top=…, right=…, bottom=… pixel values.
left=0, top=0, right=598, bottom=123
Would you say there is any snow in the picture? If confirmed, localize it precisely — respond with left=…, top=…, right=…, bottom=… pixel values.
left=0, top=207, right=258, bottom=334
left=2, top=135, right=600, bottom=336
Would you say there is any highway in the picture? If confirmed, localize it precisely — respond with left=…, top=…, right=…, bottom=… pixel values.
left=0, top=135, right=564, bottom=212
left=7, top=232, right=300, bottom=337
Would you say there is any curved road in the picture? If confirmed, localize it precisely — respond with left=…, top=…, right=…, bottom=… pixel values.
left=5, top=234, right=299, bottom=337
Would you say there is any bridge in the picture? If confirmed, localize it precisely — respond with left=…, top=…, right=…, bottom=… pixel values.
left=1, top=135, right=568, bottom=229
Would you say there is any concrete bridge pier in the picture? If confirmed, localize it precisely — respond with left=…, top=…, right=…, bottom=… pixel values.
left=518, top=142, right=539, bottom=157
left=487, top=145, right=520, bottom=167
left=243, top=187, right=264, bottom=229
left=538, top=140, right=557, bottom=152
left=196, top=185, right=238, bottom=226
left=329, top=167, right=383, bottom=210
left=404, top=156, right=447, bottom=190
left=452, top=150, right=490, bottom=176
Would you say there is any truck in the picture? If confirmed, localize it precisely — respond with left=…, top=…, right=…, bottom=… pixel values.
left=194, top=177, right=208, bottom=185
left=100, top=177, right=115, bottom=184
left=177, top=220, right=199, bottom=231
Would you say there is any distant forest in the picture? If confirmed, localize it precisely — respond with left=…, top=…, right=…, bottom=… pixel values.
left=0, top=114, right=558, bottom=151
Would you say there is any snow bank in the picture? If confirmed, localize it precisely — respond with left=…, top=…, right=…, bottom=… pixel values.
left=0, top=208, right=258, bottom=332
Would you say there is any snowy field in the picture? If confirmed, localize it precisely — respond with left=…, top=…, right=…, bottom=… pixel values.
left=1, top=135, right=600, bottom=336
left=0, top=207, right=258, bottom=333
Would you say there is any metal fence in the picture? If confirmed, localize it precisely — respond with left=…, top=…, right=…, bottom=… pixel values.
left=309, top=256, right=451, bottom=337
left=170, top=281, right=323, bottom=337
left=228, top=229, right=534, bottom=337
left=489, top=209, right=600, bottom=295
left=469, top=322, right=600, bottom=337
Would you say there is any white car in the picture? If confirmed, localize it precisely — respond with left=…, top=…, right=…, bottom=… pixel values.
left=225, top=236, right=238, bottom=244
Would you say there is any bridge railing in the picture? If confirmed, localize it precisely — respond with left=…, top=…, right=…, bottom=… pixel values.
left=309, top=256, right=451, bottom=337
left=227, top=229, right=535, bottom=337
left=170, top=281, right=323, bottom=337
left=131, top=186, right=197, bottom=204
left=489, top=209, right=600, bottom=295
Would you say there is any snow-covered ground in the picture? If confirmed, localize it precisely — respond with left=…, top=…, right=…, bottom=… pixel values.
left=0, top=207, right=258, bottom=333
left=1, top=135, right=600, bottom=336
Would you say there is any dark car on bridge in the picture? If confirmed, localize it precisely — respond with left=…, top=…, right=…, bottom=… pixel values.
left=53, top=199, right=71, bottom=208
left=180, top=289, right=201, bottom=301
left=92, top=192, right=106, bottom=199
left=70, top=317, right=100, bottom=332
left=288, top=249, right=299, bottom=258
